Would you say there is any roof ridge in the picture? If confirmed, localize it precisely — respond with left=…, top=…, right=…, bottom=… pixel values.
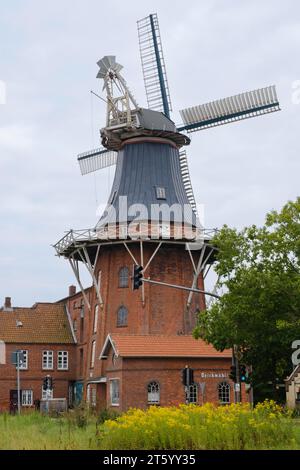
left=111, top=333, right=197, bottom=337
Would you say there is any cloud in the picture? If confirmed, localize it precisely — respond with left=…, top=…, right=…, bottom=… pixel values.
left=0, top=125, right=34, bottom=151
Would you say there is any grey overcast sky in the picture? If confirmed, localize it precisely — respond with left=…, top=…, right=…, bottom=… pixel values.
left=0, top=0, right=299, bottom=306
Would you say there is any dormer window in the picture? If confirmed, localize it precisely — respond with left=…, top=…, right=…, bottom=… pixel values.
left=156, top=187, right=166, bottom=200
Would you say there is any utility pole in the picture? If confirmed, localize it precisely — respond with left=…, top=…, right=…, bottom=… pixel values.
left=249, top=365, right=254, bottom=409
left=233, top=345, right=241, bottom=403
left=16, top=351, right=21, bottom=415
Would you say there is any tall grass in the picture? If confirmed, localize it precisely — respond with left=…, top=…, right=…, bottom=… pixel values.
left=0, top=411, right=100, bottom=450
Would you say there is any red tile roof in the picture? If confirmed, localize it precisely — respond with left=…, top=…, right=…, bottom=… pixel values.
left=101, top=334, right=231, bottom=358
left=0, top=303, right=75, bottom=344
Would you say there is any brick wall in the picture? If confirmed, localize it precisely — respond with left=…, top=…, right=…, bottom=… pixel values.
left=102, top=349, right=247, bottom=412
left=66, top=242, right=207, bottom=390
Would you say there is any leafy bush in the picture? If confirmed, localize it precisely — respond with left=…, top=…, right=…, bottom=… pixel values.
left=99, top=400, right=295, bottom=450
left=66, top=404, right=91, bottom=429
left=97, top=408, right=119, bottom=424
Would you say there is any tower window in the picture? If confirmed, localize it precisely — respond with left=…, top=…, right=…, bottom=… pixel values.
left=119, top=267, right=129, bottom=288
left=117, top=306, right=128, bottom=327
left=156, top=187, right=166, bottom=200
left=218, top=381, right=230, bottom=405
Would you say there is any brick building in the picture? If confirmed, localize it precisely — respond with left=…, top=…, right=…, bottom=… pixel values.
left=0, top=298, right=76, bottom=412
left=61, top=255, right=248, bottom=412
left=0, top=284, right=245, bottom=413
left=100, top=334, right=234, bottom=410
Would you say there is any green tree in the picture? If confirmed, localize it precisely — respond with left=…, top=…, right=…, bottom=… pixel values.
left=194, top=198, right=300, bottom=402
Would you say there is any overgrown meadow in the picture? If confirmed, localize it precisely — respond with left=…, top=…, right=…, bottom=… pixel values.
left=0, top=401, right=299, bottom=450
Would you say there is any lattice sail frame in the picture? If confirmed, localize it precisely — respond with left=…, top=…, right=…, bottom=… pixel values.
left=178, top=85, right=280, bottom=133
left=78, top=147, right=117, bottom=175
left=137, top=13, right=172, bottom=117
left=179, top=150, right=198, bottom=217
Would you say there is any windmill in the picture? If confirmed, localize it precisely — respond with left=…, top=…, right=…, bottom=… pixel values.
left=55, top=13, right=280, bottom=316
left=78, top=12, right=280, bottom=218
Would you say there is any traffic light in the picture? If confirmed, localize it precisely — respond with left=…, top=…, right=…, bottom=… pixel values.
left=229, top=364, right=237, bottom=382
left=132, top=265, right=143, bottom=290
left=239, top=365, right=247, bottom=382
left=182, top=366, right=194, bottom=386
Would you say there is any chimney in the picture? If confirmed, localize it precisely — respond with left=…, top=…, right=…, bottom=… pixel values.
left=4, top=297, right=12, bottom=311
left=69, top=285, right=76, bottom=297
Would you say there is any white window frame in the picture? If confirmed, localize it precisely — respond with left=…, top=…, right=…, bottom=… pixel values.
left=110, top=379, right=120, bottom=406
left=156, top=186, right=166, bottom=200
left=90, top=340, right=96, bottom=369
left=42, top=387, right=53, bottom=400
left=42, top=350, right=54, bottom=370
left=57, top=351, right=68, bottom=370
left=22, top=389, right=33, bottom=406
left=93, top=305, right=99, bottom=334
left=186, top=383, right=198, bottom=404
left=147, top=381, right=160, bottom=404
left=218, top=381, right=230, bottom=405
left=19, top=350, right=28, bottom=370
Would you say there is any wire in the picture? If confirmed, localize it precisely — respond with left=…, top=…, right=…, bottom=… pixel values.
left=90, top=92, right=98, bottom=208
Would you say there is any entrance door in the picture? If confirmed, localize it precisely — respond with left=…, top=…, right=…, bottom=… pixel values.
left=9, top=390, right=19, bottom=414
left=73, top=382, right=83, bottom=406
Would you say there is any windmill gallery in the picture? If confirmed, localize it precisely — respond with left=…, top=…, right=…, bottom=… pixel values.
left=0, top=13, right=280, bottom=413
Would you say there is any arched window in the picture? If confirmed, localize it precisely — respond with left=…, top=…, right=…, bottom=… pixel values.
left=186, top=383, right=198, bottom=404
left=218, top=381, right=230, bottom=405
left=117, top=306, right=128, bottom=327
left=119, top=267, right=129, bottom=288
left=148, top=381, right=160, bottom=404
